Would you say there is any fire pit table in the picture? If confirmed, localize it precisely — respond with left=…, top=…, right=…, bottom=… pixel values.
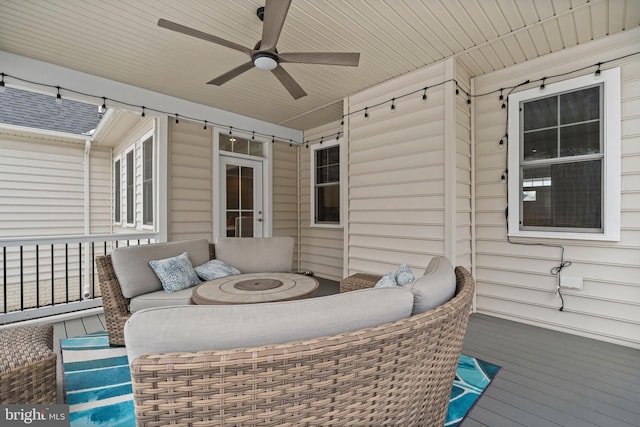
left=192, top=272, right=319, bottom=305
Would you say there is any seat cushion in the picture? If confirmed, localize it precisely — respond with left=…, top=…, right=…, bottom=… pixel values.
left=111, top=239, right=210, bottom=298
left=129, top=288, right=195, bottom=313
left=124, top=285, right=414, bottom=362
left=408, top=256, right=456, bottom=315
left=214, top=237, right=294, bottom=273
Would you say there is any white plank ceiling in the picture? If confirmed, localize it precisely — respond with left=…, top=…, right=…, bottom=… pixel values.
left=0, top=0, right=638, bottom=130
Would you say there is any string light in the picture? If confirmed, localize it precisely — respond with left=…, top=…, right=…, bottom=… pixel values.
left=499, top=133, right=507, bottom=146
left=175, top=114, right=179, bottom=125
left=272, top=136, right=275, bottom=144
left=390, top=98, right=396, bottom=112
left=319, top=136, right=323, bottom=145
left=595, top=63, right=601, bottom=76
left=499, top=89, right=504, bottom=101
left=141, top=106, right=146, bottom=117
left=203, top=120, right=207, bottom=130
left=340, top=115, right=344, bottom=126
left=336, top=132, right=340, bottom=141
left=229, top=127, right=233, bottom=136
left=467, top=95, right=471, bottom=105
left=501, top=169, right=507, bottom=181
left=56, top=86, right=62, bottom=104
left=422, top=87, right=427, bottom=103
left=364, top=107, right=369, bottom=120
left=540, top=77, right=546, bottom=90
left=0, top=73, right=5, bottom=93
left=305, top=140, right=309, bottom=148
left=252, top=131, right=255, bottom=140
left=98, top=97, right=107, bottom=114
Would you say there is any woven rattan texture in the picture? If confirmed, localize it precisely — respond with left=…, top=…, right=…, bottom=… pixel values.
left=97, top=243, right=216, bottom=346
left=0, top=324, right=56, bottom=404
left=129, top=267, right=474, bottom=426
left=339, top=273, right=382, bottom=292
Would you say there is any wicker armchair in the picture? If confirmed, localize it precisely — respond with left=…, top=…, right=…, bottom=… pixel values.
left=96, top=244, right=216, bottom=346
left=128, top=266, right=474, bottom=427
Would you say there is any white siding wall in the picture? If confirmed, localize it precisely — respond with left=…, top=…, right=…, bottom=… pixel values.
left=272, top=141, right=299, bottom=269
left=300, top=121, right=344, bottom=280
left=167, top=120, right=213, bottom=241
left=473, top=28, right=640, bottom=348
left=89, top=146, right=112, bottom=234
left=0, top=132, right=85, bottom=237
left=345, top=58, right=471, bottom=277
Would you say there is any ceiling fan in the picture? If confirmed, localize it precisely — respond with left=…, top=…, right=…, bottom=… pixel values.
left=157, top=0, right=360, bottom=99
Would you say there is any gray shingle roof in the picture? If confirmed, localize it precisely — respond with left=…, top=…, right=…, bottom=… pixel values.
left=0, top=86, right=102, bottom=136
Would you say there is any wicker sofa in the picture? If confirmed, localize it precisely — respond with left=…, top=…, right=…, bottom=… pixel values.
left=96, top=237, right=294, bottom=346
left=123, top=260, right=474, bottom=426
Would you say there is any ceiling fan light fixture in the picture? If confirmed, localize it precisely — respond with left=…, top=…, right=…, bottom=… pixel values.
left=253, top=52, right=278, bottom=71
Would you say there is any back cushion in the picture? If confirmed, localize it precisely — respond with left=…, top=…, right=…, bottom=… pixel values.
left=124, top=286, right=414, bottom=361
left=111, top=239, right=210, bottom=298
left=408, top=256, right=456, bottom=315
left=214, top=237, right=294, bottom=273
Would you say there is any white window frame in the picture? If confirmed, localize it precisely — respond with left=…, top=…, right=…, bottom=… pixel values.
left=141, top=133, right=154, bottom=229
left=124, top=146, right=136, bottom=227
left=113, top=157, right=122, bottom=225
left=507, top=68, right=621, bottom=241
left=310, top=138, right=344, bottom=228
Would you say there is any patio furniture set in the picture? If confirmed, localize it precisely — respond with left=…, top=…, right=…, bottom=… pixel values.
left=1, top=236, right=475, bottom=427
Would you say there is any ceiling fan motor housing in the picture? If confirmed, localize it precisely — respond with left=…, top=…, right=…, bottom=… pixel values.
left=252, top=51, right=279, bottom=70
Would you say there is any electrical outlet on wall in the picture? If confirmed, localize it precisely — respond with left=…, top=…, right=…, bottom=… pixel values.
left=560, top=275, right=583, bottom=290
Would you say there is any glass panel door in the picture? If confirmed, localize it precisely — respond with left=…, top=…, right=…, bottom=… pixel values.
left=220, top=156, right=263, bottom=237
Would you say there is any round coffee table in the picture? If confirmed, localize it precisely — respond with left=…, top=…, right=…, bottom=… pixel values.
left=192, top=272, right=319, bottom=305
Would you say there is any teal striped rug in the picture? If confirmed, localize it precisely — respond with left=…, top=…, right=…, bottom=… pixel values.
left=62, top=331, right=498, bottom=427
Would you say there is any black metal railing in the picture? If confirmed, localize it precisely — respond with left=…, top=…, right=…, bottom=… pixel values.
left=0, top=233, right=158, bottom=324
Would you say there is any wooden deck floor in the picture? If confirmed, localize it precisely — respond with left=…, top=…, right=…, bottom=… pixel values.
left=54, top=307, right=640, bottom=426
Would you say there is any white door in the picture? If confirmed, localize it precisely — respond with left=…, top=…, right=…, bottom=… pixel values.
left=219, top=156, right=264, bottom=237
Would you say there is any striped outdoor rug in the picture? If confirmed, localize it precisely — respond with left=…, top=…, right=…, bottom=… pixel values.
left=61, top=331, right=499, bottom=427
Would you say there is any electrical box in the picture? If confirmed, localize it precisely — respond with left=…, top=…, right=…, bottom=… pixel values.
left=560, top=275, right=583, bottom=290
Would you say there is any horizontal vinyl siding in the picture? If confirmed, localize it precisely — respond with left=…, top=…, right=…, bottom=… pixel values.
left=473, top=29, right=640, bottom=348
left=346, top=62, right=448, bottom=277
left=300, top=121, right=343, bottom=280
left=272, top=141, right=298, bottom=270
left=168, top=121, right=212, bottom=241
left=0, top=133, right=85, bottom=237
left=89, top=146, right=112, bottom=234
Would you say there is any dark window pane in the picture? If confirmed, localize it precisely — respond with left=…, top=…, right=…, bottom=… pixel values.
left=316, top=149, right=327, bottom=167
left=523, top=129, right=557, bottom=160
left=327, top=146, right=340, bottom=165
left=114, top=160, right=121, bottom=223
left=316, top=166, right=327, bottom=184
left=523, top=97, right=557, bottom=131
left=560, top=86, right=599, bottom=124
left=236, top=213, right=254, bottom=237
left=522, top=160, right=602, bottom=229
left=328, top=165, right=340, bottom=182
left=560, top=122, right=600, bottom=157
left=226, top=165, right=239, bottom=209
left=316, top=184, right=340, bottom=223
left=226, top=212, right=239, bottom=237
left=240, top=167, right=253, bottom=210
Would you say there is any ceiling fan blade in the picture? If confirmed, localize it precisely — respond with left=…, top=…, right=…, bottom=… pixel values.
left=207, top=61, right=255, bottom=86
left=158, top=18, right=252, bottom=55
left=279, top=52, right=360, bottom=66
left=260, top=0, right=292, bottom=51
left=271, top=66, right=307, bottom=99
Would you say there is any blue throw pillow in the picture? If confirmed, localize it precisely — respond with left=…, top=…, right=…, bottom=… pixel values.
left=149, top=252, right=201, bottom=293
left=195, top=259, right=241, bottom=281
left=395, top=263, right=415, bottom=286
left=374, top=272, right=397, bottom=288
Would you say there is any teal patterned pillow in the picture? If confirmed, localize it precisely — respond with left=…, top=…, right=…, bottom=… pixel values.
left=374, top=272, right=397, bottom=288
left=149, top=252, right=201, bottom=293
left=195, top=259, right=241, bottom=281
left=395, top=263, right=415, bottom=286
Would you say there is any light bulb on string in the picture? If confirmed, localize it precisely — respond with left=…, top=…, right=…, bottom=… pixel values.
left=336, top=132, right=340, bottom=141
left=271, top=136, right=275, bottom=144
left=364, top=107, right=369, bottom=120
left=422, top=87, right=427, bottom=103
left=390, top=98, right=396, bottom=112
left=595, top=63, right=601, bottom=77
left=540, top=77, right=546, bottom=90
left=467, top=95, right=471, bottom=105
left=340, top=115, right=344, bottom=126
left=252, top=131, right=255, bottom=140
left=175, top=114, right=179, bottom=125
left=229, top=127, right=233, bottom=136
left=319, top=137, right=323, bottom=145
left=0, top=73, right=5, bottom=93
left=499, top=89, right=504, bottom=101
left=98, top=97, right=107, bottom=114
left=141, top=106, right=146, bottom=117
left=56, top=86, right=63, bottom=105
left=305, top=140, right=309, bottom=148
left=203, top=120, right=208, bottom=130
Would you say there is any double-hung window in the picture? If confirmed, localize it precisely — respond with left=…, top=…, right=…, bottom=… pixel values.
left=311, top=140, right=342, bottom=226
left=507, top=69, right=620, bottom=240
left=142, top=136, right=153, bottom=226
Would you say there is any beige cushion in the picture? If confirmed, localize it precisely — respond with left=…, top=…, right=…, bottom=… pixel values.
left=214, top=237, right=294, bottom=273
left=111, top=239, right=210, bottom=298
left=408, top=256, right=456, bottom=315
left=129, top=288, right=195, bottom=312
left=124, top=286, right=414, bottom=362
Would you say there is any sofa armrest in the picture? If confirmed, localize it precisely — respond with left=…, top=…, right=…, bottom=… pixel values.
left=339, top=273, right=382, bottom=293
